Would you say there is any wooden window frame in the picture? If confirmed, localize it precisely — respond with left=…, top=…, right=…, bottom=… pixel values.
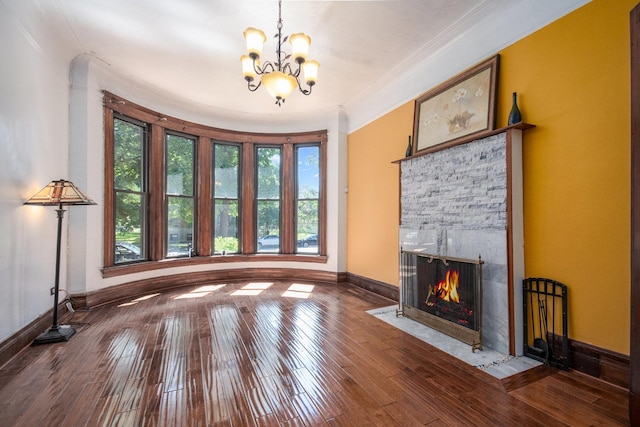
left=294, top=143, right=323, bottom=255
left=164, top=130, right=198, bottom=258
left=212, top=141, right=242, bottom=255
left=102, top=91, right=328, bottom=278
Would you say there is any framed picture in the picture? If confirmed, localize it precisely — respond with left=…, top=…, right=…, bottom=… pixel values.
left=413, top=54, right=500, bottom=153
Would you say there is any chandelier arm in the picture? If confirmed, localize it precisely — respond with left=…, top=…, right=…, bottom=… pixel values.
left=247, top=79, right=261, bottom=92
left=298, top=84, right=312, bottom=96
left=296, top=78, right=314, bottom=96
left=281, top=62, right=300, bottom=78
left=253, top=59, right=276, bottom=76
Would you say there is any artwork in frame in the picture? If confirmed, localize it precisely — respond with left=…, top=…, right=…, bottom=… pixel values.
left=412, top=54, right=500, bottom=154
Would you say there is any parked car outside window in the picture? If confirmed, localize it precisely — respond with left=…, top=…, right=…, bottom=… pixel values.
left=115, top=242, right=141, bottom=262
left=257, top=234, right=280, bottom=250
left=297, top=234, right=318, bottom=247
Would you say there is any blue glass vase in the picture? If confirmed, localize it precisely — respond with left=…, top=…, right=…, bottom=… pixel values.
left=508, top=92, right=522, bottom=125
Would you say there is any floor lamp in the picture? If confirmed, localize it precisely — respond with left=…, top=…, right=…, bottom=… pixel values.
left=24, top=179, right=96, bottom=345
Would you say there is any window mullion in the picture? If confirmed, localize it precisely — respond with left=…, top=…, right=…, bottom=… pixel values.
left=198, top=136, right=212, bottom=256
left=281, top=143, right=294, bottom=253
left=241, top=142, right=255, bottom=253
left=149, top=123, right=165, bottom=261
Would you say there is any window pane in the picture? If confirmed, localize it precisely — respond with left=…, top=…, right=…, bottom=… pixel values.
left=114, top=116, right=147, bottom=263
left=214, top=199, right=239, bottom=254
left=257, top=147, right=281, bottom=199
left=213, top=143, right=240, bottom=254
left=167, top=196, right=193, bottom=257
left=296, top=145, right=320, bottom=254
left=115, top=192, right=144, bottom=263
left=114, top=118, right=143, bottom=191
left=214, top=144, right=239, bottom=198
left=296, top=200, right=318, bottom=253
left=257, top=200, right=280, bottom=252
left=166, top=133, right=195, bottom=258
left=296, top=146, right=319, bottom=197
left=256, top=147, right=281, bottom=252
left=166, top=134, right=194, bottom=196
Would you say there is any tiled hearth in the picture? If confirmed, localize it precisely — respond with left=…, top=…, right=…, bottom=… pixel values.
left=367, top=306, right=540, bottom=379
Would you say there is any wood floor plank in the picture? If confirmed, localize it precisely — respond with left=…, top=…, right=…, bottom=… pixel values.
left=0, top=280, right=630, bottom=426
left=331, top=381, right=398, bottom=427
left=509, top=374, right=628, bottom=426
left=290, top=367, right=343, bottom=419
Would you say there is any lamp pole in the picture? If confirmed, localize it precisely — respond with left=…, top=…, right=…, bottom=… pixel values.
left=51, top=206, right=65, bottom=330
left=32, top=205, right=75, bottom=344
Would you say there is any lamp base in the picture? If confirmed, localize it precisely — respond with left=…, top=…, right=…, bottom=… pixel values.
left=32, top=326, right=76, bottom=345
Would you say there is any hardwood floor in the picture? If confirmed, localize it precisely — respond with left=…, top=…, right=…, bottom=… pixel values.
left=0, top=280, right=629, bottom=426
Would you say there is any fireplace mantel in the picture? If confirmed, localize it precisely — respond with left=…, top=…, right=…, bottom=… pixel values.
left=393, top=123, right=535, bottom=163
left=397, top=124, right=534, bottom=355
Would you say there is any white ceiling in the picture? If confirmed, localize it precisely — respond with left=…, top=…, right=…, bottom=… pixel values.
left=4, top=0, right=589, bottom=128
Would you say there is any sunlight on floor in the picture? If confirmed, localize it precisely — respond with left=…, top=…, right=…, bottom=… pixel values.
left=118, top=293, right=161, bottom=307
left=230, top=282, right=273, bottom=296
left=118, top=281, right=316, bottom=305
left=174, top=284, right=228, bottom=299
left=282, top=283, right=314, bottom=299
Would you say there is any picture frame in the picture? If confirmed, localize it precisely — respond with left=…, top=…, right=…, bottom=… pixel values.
left=412, top=54, right=500, bottom=154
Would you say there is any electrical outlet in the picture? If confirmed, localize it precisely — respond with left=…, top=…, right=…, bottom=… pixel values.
left=50, top=287, right=55, bottom=295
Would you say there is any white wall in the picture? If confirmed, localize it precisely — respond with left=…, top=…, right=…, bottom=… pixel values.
left=0, top=2, right=79, bottom=342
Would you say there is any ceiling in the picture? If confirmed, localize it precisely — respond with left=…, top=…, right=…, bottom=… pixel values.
left=6, top=0, right=588, bottom=128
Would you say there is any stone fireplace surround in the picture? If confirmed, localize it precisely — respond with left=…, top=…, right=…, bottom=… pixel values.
left=398, top=126, right=528, bottom=355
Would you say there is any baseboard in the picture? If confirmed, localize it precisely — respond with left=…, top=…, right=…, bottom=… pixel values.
left=569, top=339, right=630, bottom=389
left=344, top=272, right=399, bottom=301
left=0, top=303, right=73, bottom=369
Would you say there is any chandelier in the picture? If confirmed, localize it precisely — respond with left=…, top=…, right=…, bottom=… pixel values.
left=241, top=0, right=319, bottom=106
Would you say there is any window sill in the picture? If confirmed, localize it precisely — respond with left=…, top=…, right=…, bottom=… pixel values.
left=102, top=253, right=329, bottom=279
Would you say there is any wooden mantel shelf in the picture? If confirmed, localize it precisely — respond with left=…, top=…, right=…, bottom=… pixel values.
left=392, top=122, right=536, bottom=164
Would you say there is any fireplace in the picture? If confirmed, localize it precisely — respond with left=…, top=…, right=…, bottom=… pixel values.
left=397, top=126, right=530, bottom=355
left=400, top=251, right=483, bottom=351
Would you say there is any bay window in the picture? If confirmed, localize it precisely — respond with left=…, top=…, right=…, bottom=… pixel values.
left=103, top=92, right=326, bottom=274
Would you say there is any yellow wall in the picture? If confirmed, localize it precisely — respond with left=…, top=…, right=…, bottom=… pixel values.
left=347, top=0, right=634, bottom=354
left=347, top=102, right=413, bottom=286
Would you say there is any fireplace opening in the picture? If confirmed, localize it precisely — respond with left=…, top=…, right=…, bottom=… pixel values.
left=399, top=251, right=483, bottom=351
left=417, top=257, right=479, bottom=330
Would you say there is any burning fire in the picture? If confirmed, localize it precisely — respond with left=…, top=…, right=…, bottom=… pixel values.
left=426, top=270, right=460, bottom=306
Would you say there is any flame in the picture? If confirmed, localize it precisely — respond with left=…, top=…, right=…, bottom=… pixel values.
left=427, top=270, right=460, bottom=305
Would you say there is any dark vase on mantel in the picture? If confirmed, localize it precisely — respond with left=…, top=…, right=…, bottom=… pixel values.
left=508, top=91, right=522, bottom=125
left=405, top=135, right=412, bottom=157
